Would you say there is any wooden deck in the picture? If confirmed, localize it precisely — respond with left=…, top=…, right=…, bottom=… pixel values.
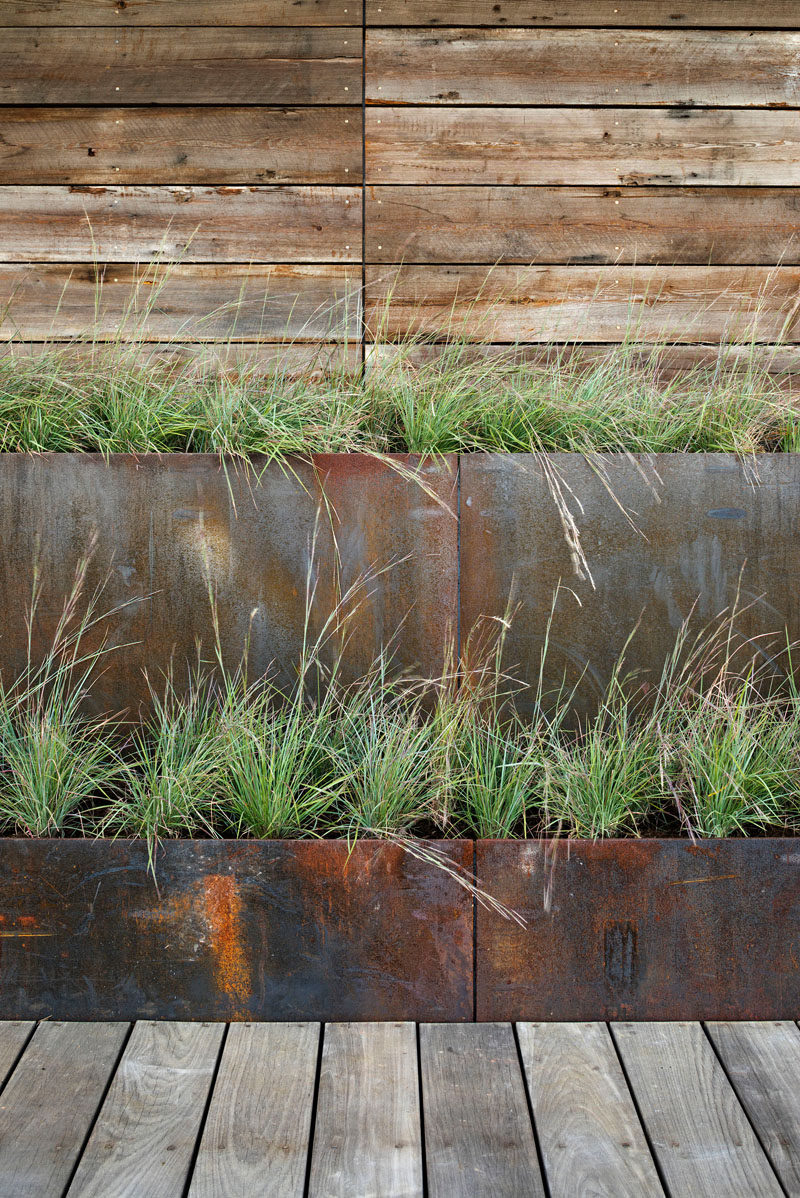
left=0, top=1021, right=797, bottom=1197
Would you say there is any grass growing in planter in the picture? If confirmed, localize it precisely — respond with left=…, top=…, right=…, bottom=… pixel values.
left=0, top=577, right=798, bottom=844
left=1, top=330, right=798, bottom=456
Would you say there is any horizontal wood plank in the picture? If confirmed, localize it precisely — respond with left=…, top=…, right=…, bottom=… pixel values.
left=366, top=29, right=800, bottom=107
left=0, top=340, right=361, bottom=373
left=366, top=341, right=800, bottom=375
left=0, top=264, right=361, bottom=341
left=0, top=107, right=361, bottom=185
left=68, top=1021, right=224, bottom=1198
left=0, top=1021, right=129, bottom=1198
left=367, top=1, right=800, bottom=26
left=365, top=108, right=800, bottom=186
left=0, top=185, right=361, bottom=263
left=365, top=264, right=800, bottom=343
left=5, top=0, right=355, bottom=23
left=0, top=28, right=361, bottom=105
left=366, top=186, right=800, bottom=265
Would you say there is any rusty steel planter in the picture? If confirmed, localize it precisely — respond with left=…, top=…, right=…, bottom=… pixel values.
left=477, top=838, right=800, bottom=1022
left=0, top=839, right=473, bottom=1022
left=0, top=837, right=797, bottom=1022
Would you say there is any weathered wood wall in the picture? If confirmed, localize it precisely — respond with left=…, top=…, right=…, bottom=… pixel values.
left=3, top=2, right=800, bottom=359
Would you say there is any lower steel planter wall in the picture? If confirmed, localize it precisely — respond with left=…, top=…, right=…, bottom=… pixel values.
left=0, top=838, right=797, bottom=1022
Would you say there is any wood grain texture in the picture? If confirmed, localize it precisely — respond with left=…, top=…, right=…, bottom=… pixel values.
left=365, top=264, right=800, bottom=343
left=0, top=107, right=361, bottom=185
left=68, top=1021, right=224, bottom=1198
left=309, top=1022, right=422, bottom=1198
left=367, top=1, right=800, bottom=26
left=366, top=341, right=800, bottom=375
left=0, top=28, right=361, bottom=105
left=366, top=186, right=800, bottom=265
left=517, top=1023, right=663, bottom=1198
left=0, top=1023, right=33, bottom=1090
left=0, top=340, right=361, bottom=373
left=0, top=1021, right=128, bottom=1198
left=189, top=1023, right=319, bottom=1198
left=0, top=263, right=360, bottom=341
left=366, top=29, right=800, bottom=107
left=613, top=1022, right=782, bottom=1198
left=0, top=186, right=361, bottom=263
left=365, top=108, right=800, bottom=186
left=706, top=1021, right=800, bottom=1195
left=420, top=1023, right=545, bottom=1198
left=5, top=0, right=355, bottom=23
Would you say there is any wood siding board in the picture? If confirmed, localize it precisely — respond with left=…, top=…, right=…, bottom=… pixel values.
left=366, top=29, right=800, bottom=107
left=3, top=1, right=356, bottom=24
left=0, top=263, right=361, bottom=341
left=365, top=108, right=800, bottom=186
left=365, top=185, right=800, bottom=265
left=366, top=2, right=800, bottom=27
left=0, top=185, right=362, bottom=263
left=0, top=28, right=361, bottom=105
left=0, top=340, right=362, bottom=372
left=0, top=107, right=363, bottom=185
left=364, top=265, right=800, bottom=343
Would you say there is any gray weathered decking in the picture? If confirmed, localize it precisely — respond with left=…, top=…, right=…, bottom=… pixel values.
left=0, top=1020, right=796, bottom=1196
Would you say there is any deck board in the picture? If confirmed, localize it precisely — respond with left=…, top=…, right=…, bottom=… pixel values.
left=0, top=1020, right=795, bottom=1195
left=517, top=1022, right=664, bottom=1198
left=613, top=1022, right=783, bottom=1198
left=706, top=1021, right=800, bottom=1195
left=309, top=1022, right=423, bottom=1198
left=420, top=1023, right=545, bottom=1198
left=0, top=1021, right=128, bottom=1198
left=66, top=1021, right=224, bottom=1198
left=189, top=1023, right=319, bottom=1198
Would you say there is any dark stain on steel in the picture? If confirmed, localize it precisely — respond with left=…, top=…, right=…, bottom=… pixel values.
left=0, top=838, right=473, bottom=1022
left=604, top=920, right=639, bottom=992
left=476, top=838, right=800, bottom=1021
left=0, top=453, right=457, bottom=715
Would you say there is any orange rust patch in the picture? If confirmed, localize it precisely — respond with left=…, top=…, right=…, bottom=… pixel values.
left=203, top=874, right=251, bottom=1018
